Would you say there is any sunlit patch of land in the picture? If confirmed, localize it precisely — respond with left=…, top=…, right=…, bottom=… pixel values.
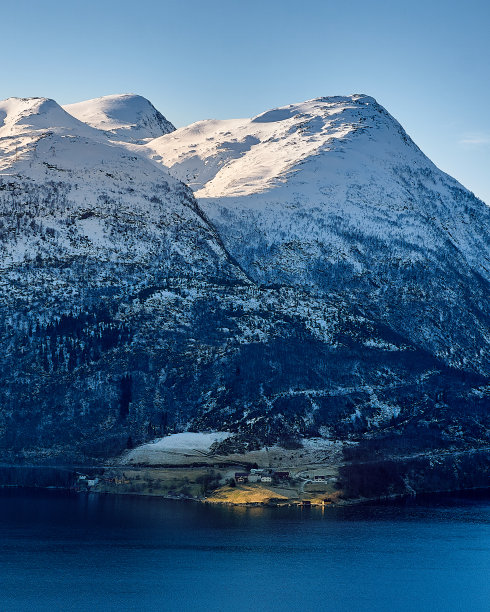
left=205, top=484, right=290, bottom=505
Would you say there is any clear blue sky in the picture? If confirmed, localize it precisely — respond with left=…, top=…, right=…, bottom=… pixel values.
left=3, top=0, right=490, bottom=203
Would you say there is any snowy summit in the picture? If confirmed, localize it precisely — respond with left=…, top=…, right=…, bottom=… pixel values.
left=64, top=94, right=175, bottom=144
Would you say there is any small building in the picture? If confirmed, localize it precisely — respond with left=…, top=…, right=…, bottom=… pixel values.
left=314, top=475, right=327, bottom=482
left=260, top=476, right=272, bottom=483
left=235, top=472, right=249, bottom=483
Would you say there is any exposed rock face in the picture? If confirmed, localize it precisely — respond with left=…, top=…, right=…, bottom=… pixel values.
left=0, top=94, right=488, bottom=482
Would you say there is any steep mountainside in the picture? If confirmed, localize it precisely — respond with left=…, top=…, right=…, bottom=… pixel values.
left=64, top=94, right=175, bottom=143
left=0, top=94, right=488, bottom=496
left=146, top=95, right=490, bottom=376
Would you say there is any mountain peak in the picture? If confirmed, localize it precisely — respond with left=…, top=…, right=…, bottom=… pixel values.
left=0, top=96, right=90, bottom=135
left=309, top=93, right=376, bottom=103
left=146, top=93, right=414, bottom=198
left=144, top=93, right=490, bottom=308
left=64, top=93, right=175, bottom=143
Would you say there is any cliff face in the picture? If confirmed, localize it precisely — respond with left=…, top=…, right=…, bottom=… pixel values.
left=0, top=95, right=488, bottom=475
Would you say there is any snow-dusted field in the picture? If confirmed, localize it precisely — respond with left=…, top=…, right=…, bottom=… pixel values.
left=122, top=432, right=345, bottom=470
left=127, top=431, right=231, bottom=456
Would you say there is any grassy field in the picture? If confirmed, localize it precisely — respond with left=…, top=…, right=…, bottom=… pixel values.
left=94, top=467, right=220, bottom=498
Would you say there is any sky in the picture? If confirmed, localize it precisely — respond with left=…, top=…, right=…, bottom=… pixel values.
left=2, top=0, right=490, bottom=203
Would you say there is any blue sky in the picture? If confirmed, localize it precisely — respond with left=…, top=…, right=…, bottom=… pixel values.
left=2, top=0, right=490, bottom=203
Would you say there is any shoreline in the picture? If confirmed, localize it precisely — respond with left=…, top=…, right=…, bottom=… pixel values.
left=1, top=444, right=488, bottom=508
left=1, top=480, right=489, bottom=510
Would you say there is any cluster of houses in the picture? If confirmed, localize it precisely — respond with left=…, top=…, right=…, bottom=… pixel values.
left=233, top=469, right=291, bottom=484
left=233, top=469, right=332, bottom=485
left=102, top=475, right=130, bottom=485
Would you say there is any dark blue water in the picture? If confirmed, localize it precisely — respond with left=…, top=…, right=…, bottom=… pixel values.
left=0, top=490, right=488, bottom=612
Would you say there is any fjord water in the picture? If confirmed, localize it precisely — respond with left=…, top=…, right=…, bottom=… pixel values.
left=0, top=490, right=488, bottom=612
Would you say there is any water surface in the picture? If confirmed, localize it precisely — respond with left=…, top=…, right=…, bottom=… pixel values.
left=0, top=489, right=488, bottom=611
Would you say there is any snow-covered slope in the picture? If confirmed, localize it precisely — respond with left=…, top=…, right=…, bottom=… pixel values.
left=0, top=97, right=102, bottom=172
left=0, top=96, right=232, bottom=270
left=145, top=95, right=490, bottom=373
left=64, top=94, right=175, bottom=144
left=147, top=95, right=489, bottom=276
left=147, top=96, right=376, bottom=197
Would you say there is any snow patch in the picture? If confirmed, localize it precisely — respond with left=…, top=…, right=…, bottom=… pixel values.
left=137, top=431, right=232, bottom=452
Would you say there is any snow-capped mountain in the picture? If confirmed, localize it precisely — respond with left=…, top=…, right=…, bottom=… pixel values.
left=0, top=93, right=488, bottom=496
left=147, top=94, right=490, bottom=283
left=145, top=95, right=490, bottom=374
left=64, top=94, right=175, bottom=144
